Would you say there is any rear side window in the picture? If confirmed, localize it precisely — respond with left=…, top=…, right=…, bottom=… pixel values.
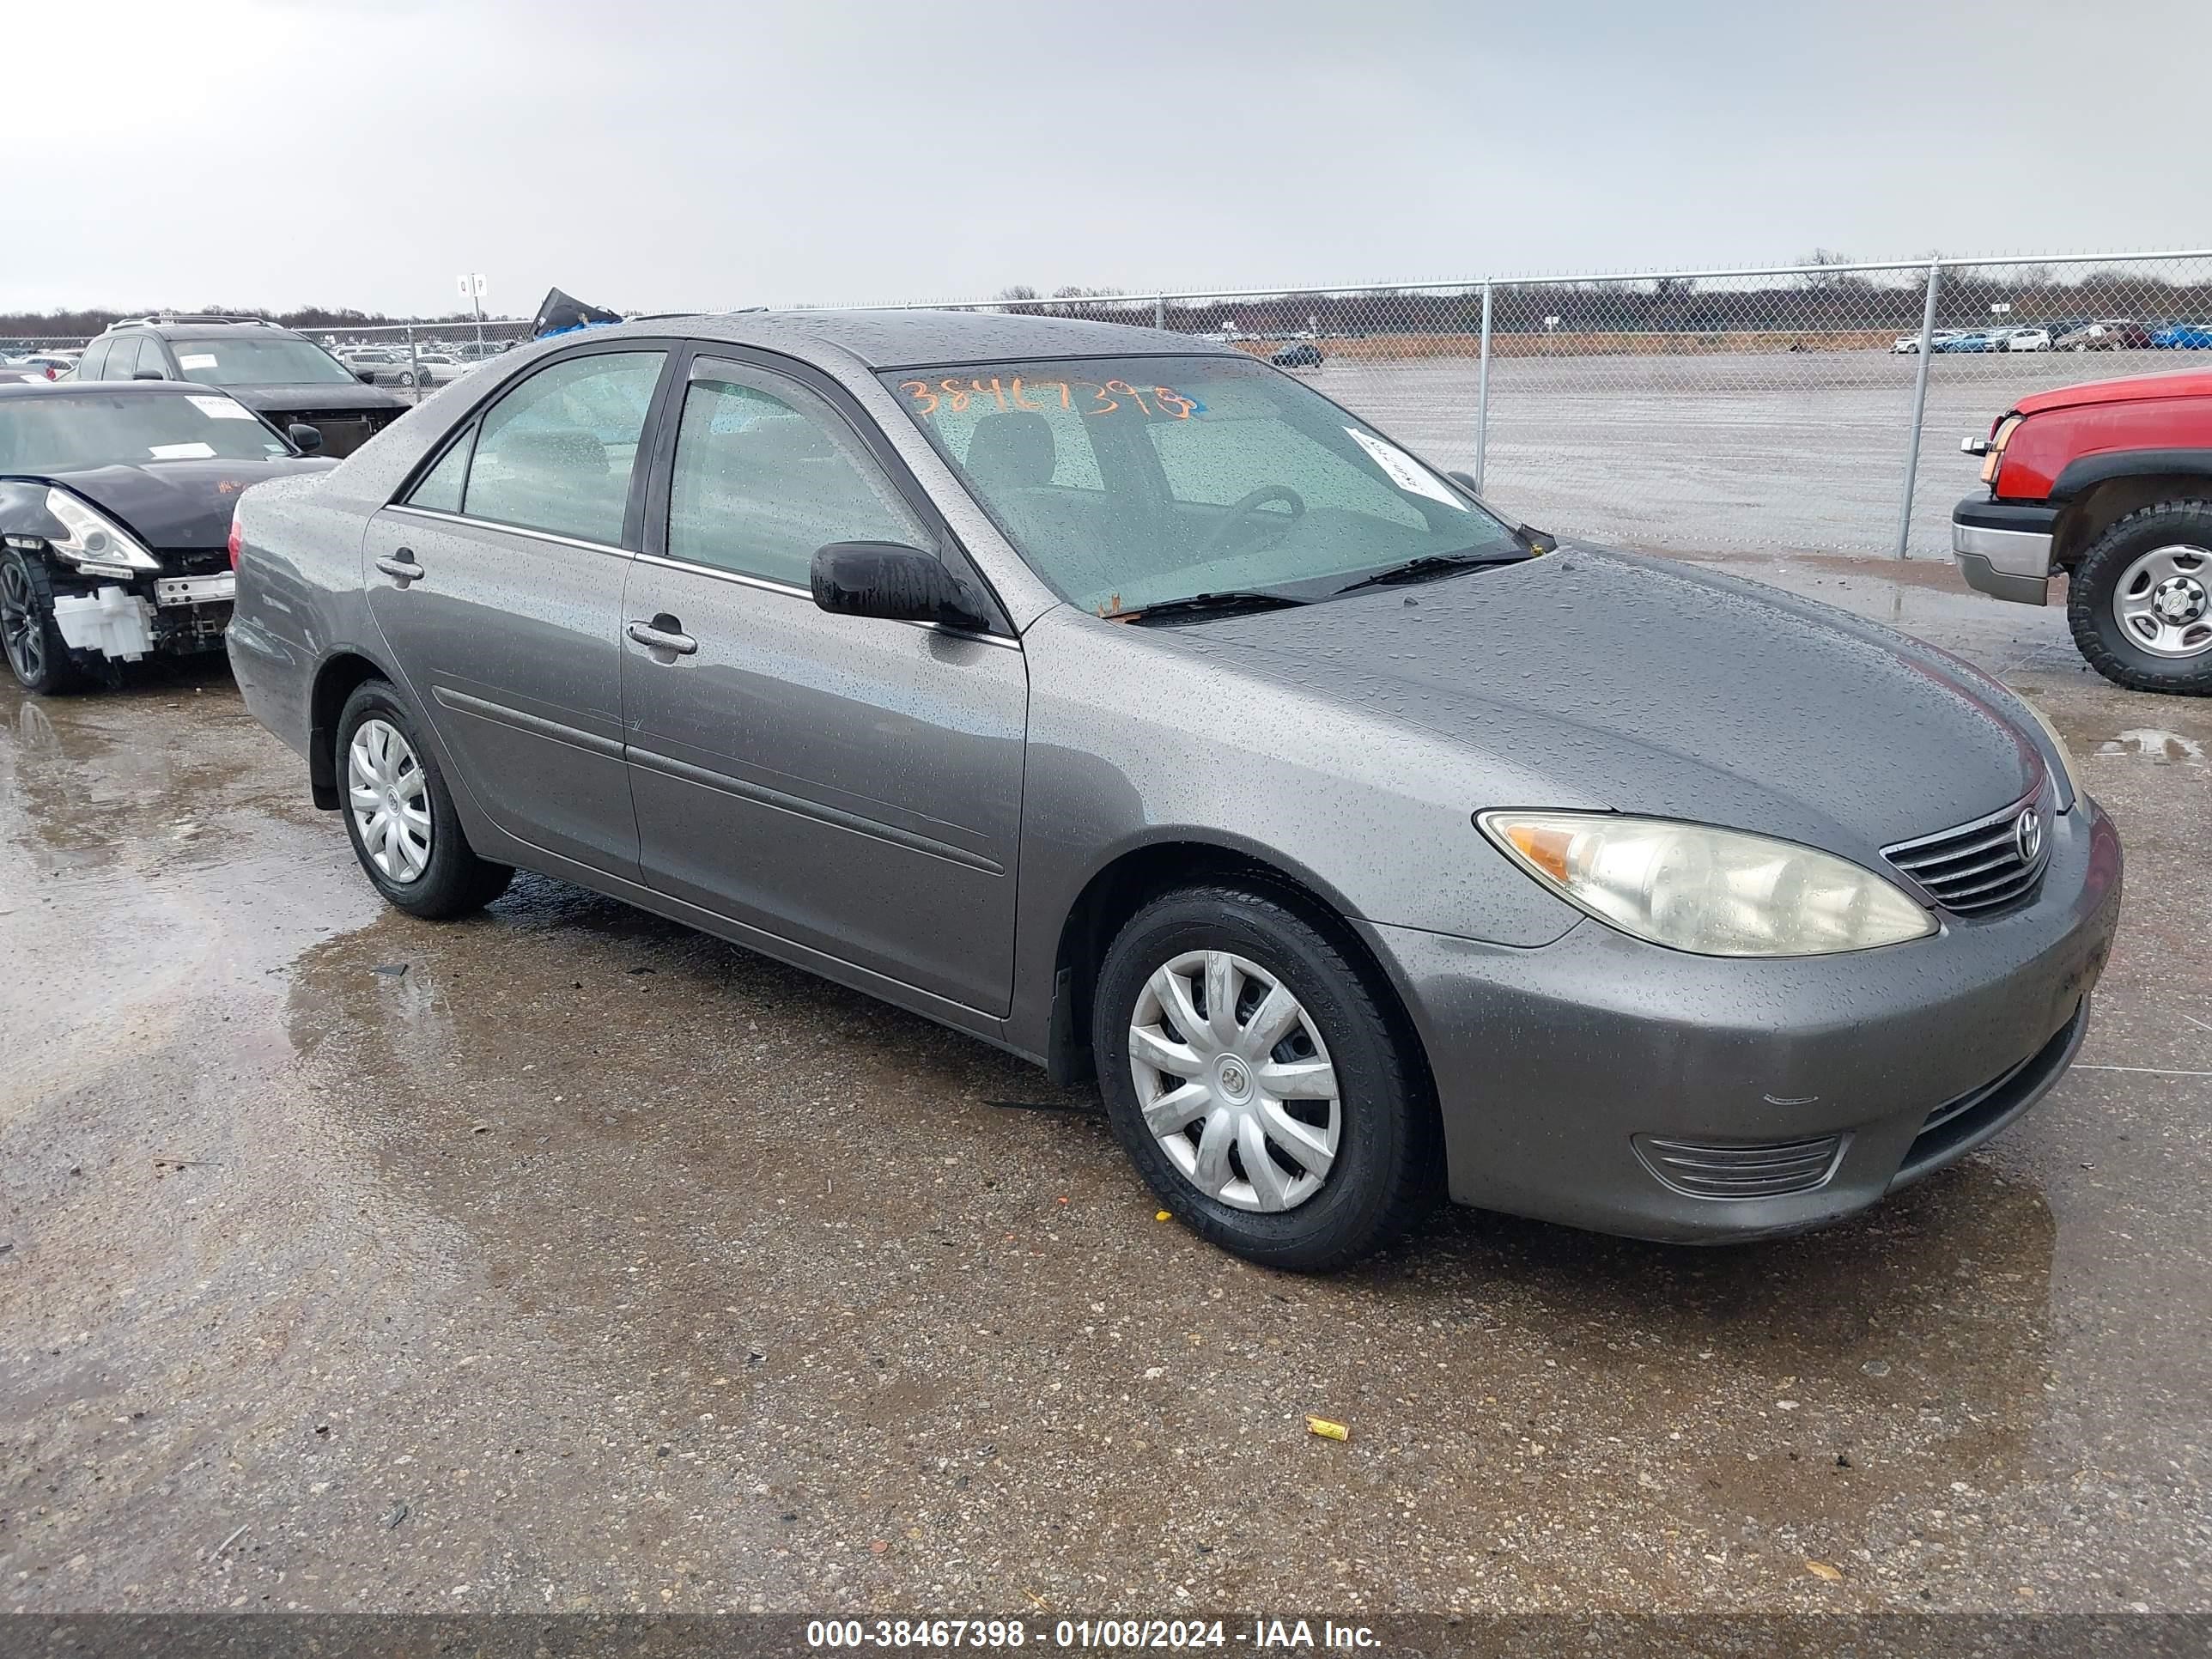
left=76, top=339, right=113, bottom=380
left=667, top=367, right=927, bottom=586
left=460, top=351, right=665, bottom=544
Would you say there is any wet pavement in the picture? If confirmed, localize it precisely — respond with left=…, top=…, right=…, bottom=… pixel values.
left=2, top=556, right=2209, bottom=1618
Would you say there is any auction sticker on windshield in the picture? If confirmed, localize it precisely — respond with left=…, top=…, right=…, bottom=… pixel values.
left=1345, top=427, right=1465, bottom=509
left=187, top=395, right=255, bottom=420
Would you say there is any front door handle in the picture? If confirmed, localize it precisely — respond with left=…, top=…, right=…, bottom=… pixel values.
left=627, top=617, right=697, bottom=656
left=374, top=550, right=422, bottom=584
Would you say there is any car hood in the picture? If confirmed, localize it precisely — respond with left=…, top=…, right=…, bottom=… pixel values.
left=216, top=381, right=410, bottom=415
left=39, top=457, right=338, bottom=549
left=1160, top=546, right=2044, bottom=853
left=2015, top=365, right=2212, bottom=414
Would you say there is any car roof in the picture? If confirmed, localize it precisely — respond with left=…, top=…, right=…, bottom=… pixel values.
left=0, top=379, right=229, bottom=402
left=579, top=307, right=1240, bottom=371
left=104, top=318, right=312, bottom=338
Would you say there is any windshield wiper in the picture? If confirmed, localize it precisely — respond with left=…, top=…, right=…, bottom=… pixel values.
left=1332, top=549, right=1531, bottom=596
left=1113, top=589, right=1311, bottom=625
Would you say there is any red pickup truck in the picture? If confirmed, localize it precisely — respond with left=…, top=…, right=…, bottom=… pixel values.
left=1953, top=366, right=2212, bottom=694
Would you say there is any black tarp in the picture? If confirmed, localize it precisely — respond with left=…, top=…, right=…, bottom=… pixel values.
left=530, top=288, right=624, bottom=340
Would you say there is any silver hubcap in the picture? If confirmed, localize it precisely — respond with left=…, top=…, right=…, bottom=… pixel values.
left=1127, top=949, right=1340, bottom=1214
left=347, top=719, right=432, bottom=882
left=2113, top=544, right=2212, bottom=659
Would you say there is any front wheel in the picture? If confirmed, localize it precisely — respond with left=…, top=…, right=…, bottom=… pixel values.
left=1092, top=885, right=1438, bottom=1271
left=0, top=550, right=82, bottom=694
left=336, top=680, right=514, bottom=916
left=2067, top=501, right=2212, bottom=694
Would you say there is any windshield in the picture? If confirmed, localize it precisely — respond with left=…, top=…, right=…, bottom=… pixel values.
left=882, top=354, right=1520, bottom=614
left=168, top=336, right=359, bottom=386
left=0, top=392, right=293, bottom=471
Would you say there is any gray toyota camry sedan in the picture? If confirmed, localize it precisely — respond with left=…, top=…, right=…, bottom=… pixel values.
left=228, top=310, right=2122, bottom=1270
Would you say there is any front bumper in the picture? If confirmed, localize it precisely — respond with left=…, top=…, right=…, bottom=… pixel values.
left=1359, top=795, right=2122, bottom=1243
left=1952, top=495, right=2059, bottom=605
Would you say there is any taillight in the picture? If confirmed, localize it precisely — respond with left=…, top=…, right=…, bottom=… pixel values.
left=228, top=512, right=244, bottom=570
left=42, top=367, right=58, bottom=380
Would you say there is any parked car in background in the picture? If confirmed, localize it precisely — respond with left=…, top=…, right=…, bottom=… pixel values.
left=79, top=317, right=410, bottom=457
left=4, top=353, right=77, bottom=380
left=1270, top=342, right=1324, bottom=368
left=2149, top=322, right=2212, bottom=350
left=1934, top=330, right=2007, bottom=353
left=0, top=382, right=334, bottom=691
left=1954, top=365, right=2212, bottom=693
left=343, top=349, right=424, bottom=388
left=2004, top=326, right=2053, bottom=351
left=2054, top=319, right=2154, bottom=351
left=414, top=353, right=471, bottom=384
left=228, top=309, right=2118, bottom=1270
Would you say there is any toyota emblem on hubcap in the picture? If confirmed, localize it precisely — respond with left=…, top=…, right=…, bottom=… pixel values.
left=2014, top=808, right=2043, bottom=865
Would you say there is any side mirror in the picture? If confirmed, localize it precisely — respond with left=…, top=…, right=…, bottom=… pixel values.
left=356, top=370, right=376, bottom=384
left=132, top=368, right=166, bottom=381
left=811, top=542, right=989, bottom=631
left=286, top=422, right=325, bottom=454
left=1446, top=470, right=1481, bottom=496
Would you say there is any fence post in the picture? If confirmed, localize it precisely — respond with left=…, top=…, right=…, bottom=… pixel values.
left=1154, top=294, right=1166, bottom=331
left=1473, top=281, right=1494, bottom=493
left=1893, top=260, right=1943, bottom=559
left=405, top=324, right=422, bottom=405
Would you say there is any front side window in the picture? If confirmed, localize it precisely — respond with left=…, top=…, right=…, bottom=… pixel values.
left=105, top=337, right=147, bottom=380
left=405, top=424, right=473, bottom=514
left=884, top=354, right=1518, bottom=614
left=667, top=366, right=926, bottom=586
left=461, top=351, right=665, bottom=544
left=169, top=335, right=360, bottom=386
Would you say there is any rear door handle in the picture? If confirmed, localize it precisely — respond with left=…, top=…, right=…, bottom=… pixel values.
left=627, top=617, right=697, bottom=656
left=374, top=550, right=422, bottom=583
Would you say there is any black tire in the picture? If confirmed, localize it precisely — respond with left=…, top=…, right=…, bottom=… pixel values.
left=0, top=548, right=83, bottom=694
left=1092, top=884, right=1439, bottom=1272
left=2065, top=500, right=2212, bottom=695
left=335, top=679, right=514, bottom=918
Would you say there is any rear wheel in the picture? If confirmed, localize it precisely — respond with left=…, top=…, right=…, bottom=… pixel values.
left=2067, top=501, right=2212, bottom=695
left=1092, top=885, right=1438, bottom=1271
left=0, top=549, right=82, bottom=694
left=336, top=680, right=514, bottom=917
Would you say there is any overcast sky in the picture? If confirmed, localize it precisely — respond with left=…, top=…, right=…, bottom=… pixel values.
left=9, top=0, right=2203, bottom=317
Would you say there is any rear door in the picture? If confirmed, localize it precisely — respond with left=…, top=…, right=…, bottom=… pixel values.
left=619, top=351, right=1027, bottom=1015
left=367, top=344, right=672, bottom=880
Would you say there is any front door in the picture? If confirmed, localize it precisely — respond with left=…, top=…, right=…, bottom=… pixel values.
left=620, top=356, right=1027, bottom=1016
left=367, top=346, right=669, bottom=879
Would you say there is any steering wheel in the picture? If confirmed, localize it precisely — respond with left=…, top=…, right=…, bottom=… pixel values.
left=1200, top=485, right=1306, bottom=557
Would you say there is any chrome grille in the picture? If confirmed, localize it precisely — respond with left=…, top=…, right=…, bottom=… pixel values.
left=1632, top=1133, right=1844, bottom=1200
left=1882, top=785, right=2051, bottom=915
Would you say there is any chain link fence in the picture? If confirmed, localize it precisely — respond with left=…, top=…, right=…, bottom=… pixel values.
left=9, top=251, right=2209, bottom=559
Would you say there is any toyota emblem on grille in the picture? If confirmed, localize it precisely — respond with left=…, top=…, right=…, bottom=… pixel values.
left=2014, top=808, right=2043, bottom=865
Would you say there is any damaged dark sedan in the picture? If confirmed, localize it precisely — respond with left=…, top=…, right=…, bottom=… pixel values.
left=1, top=381, right=334, bottom=692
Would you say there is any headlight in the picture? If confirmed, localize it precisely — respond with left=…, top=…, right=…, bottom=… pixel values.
left=1478, top=811, right=1937, bottom=957
left=43, top=487, right=160, bottom=575
left=1980, top=414, right=2022, bottom=485
left=2013, top=694, right=2081, bottom=809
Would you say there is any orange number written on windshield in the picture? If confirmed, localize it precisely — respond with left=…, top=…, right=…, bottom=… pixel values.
left=900, top=377, right=1195, bottom=419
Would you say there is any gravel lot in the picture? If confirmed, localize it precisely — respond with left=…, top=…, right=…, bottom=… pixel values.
left=2, top=554, right=2208, bottom=1620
